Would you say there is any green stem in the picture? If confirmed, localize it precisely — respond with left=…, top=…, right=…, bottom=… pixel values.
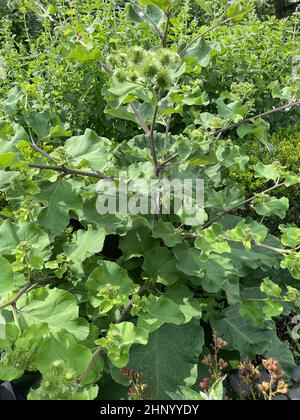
left=28, top=163, right=112, bottom=180
left=179, top=0, right=240, bottom=56
left=0, top=282, right=38, bottom=311
left=202, top=181, right=286, bottom=229
left=213, top=100, right=300, bottom=137
left=162, top=10, right=171, bottom=47
left=76, top=347, right=105, bottom=387
left=12, top=304, right=21, bottom=332
left=77, top=285, right=147, bottom=387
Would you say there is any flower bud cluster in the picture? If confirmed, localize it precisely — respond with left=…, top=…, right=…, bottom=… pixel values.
left=257, top=358, right=288, bottom=399
left=107, top=47, right=181, bottom=92
left=38, top=360, right=77, bottom=400
left=121, top=367, right=148, bottom=400
left=200, top=331, right=229, bottom=389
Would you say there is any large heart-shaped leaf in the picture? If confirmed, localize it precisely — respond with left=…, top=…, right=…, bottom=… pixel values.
left=129, top=321, right=205, bottom=399
left=18, top=288, right=89, bottom=341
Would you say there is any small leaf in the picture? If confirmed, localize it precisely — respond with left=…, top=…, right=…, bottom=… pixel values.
left=254, top=197, right=289, bottom=220
left=227, top=2, right=253, bottom=21
left=177, top=386, right=203, bottom=400
left=184, top=39, right=212, bottom=67
left=263, top=301, right=283, bottom=318
left=280, top=226, right=300, bottom=248
left=68, top=45, right=101, bottom=63
left=64, top=225, right=106, bottom=273
left=254, top=163, right=281, bottom=181
left=0, top=153, right=18, bottom=168
left=86, top=261, right=136, bottom=312
left=140, top=0, right=180, bottom=11
left=260, top=278, right=281, bottom=298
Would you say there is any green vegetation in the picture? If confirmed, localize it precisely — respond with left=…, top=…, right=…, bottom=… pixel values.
left=0, top=0, right=299, bottom=400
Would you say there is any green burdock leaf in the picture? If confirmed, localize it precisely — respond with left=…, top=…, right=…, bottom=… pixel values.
left=0, top=324, right=19, bottom=350
left=231, top=220, right=268, bottom=243
left=254, top=197, right=289, bottom=219
left=64, top=225, right=106, bottom=273
left=260, top=277, right=282, bottom=298
left=127, top=4, right=165, bottom=26
left=1, top=86, right=24, bottom=116
left=184, top=39, right=212, bottom=67
left=174, top=246, right=237, bottom=293
left=119, top=226, right=159, bottom=260
left=211, top=305, right=295, bottom=374
left=212, top=305, right=272, bottom=358
left=143, top=247, right=179, bottom=285
left=65, top=129, right=111, bottom=171
left=68, top=45, right=101, bottom=63
left=0, top=152, right=18, bottom=168
left=254, top=163, right=281, bottom=181
left=227, top=2, right=253, bottom=20
left=0, top=360, right=24, bottom=382
left=18, top=288, right=89, bottom=341
left=24, top=110, right=52, bottom=139
left=130, top=321, right=205, bottom=399
left=0, top=257, right=14, bottom=294
left=15, top=323, right=49, bottom=349
left=0, top=170, right=19, bottom=188
left=280, top=226, right=300, bottom=248
left=262, top=301, right=283, bottom=318
left=34, top=331, right=101, bottom=383
left=239, top=300, right=265, bottom=326
left=86, top=261, right=136, bottom=312
left=0, top=324, right=49, bottom=382
left=152, top=220, right=182, bottom=247
left=126, top=4, right=145, bottom=24
left=264, top=334, right=296, bottom=376
left=281, top=253, right=300, bottom=280
left=109, top=82, right=140, bottom=97
left=36, top=180, right=82, bottom=236
left=0, top=220, right=50, bottom=259
left=216, top=99, right=244, bottom=119
left=195, top=223, right=231, bottom=254
left=176, top=386, right=204, bottom=400
left=140, top=0, right=180, bottom=11
left=138, top=295, right=186, bottom=332
left=228, top=242, right=278, bottom=277
left=200, top=254, right=238, bottom=293
left=173, top=246, right=204, bottom=277
left=165, top=284, right=203, bottom=323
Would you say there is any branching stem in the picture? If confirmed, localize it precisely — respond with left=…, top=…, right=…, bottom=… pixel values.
left=28, top=163, right=111, bottom=180
left=213, top=100, right=300, bottom=136
left=202, top=182, right=285, bottom=229
left=0, top=282, right=38, bottom=311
